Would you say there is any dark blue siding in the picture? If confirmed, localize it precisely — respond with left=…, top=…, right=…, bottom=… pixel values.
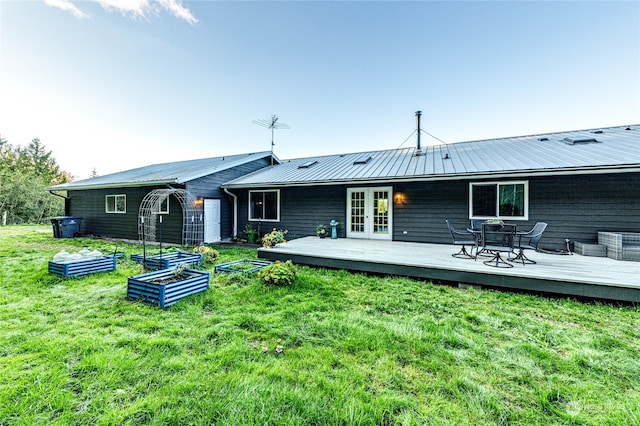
left=234, top=172, right=640, bottom=251
left=186, top=157, right=271, bottom=240
left=67, top=157, right=271, bottom=244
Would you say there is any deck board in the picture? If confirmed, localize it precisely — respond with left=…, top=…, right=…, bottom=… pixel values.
left=258, top=237, right=640, bottom=302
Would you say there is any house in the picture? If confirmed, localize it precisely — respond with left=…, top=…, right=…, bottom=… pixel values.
left=47, top=152, right=275, bottom=245
left=221, top=125, right=640, bottom=251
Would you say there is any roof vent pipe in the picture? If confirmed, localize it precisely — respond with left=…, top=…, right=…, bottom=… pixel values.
left=415, top=111, right=422, bottom=151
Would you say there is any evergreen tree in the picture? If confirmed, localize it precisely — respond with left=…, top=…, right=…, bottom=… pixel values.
left=0, top=136, right=71, bottom=224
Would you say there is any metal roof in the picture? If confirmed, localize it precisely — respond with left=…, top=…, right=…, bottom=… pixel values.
left=48, top=151, right=275, bottom=191
left=223, top=125, right=640, bottom=188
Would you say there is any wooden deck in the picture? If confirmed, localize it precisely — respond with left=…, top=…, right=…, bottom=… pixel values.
left=258, top=237, right=640, bottom=302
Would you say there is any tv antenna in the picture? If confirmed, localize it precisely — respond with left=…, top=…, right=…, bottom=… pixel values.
left=253, top=114, right=290, bottom=165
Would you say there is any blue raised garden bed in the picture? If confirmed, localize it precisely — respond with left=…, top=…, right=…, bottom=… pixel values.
left=214, top=259, right=272, bottom=274
left=130, top=251, right=202, bottom=270
left=127, top=268, right=210, bottom=308
left=48, top=255, right=118, bottom=278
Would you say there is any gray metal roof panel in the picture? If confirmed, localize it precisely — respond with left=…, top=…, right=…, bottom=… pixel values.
left=223, top=125, right=640, bottom=187
left=48, top=151, right=273, bottom=191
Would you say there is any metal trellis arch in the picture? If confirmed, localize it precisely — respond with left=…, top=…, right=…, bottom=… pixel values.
left=138, top=189, right=203, bottom=246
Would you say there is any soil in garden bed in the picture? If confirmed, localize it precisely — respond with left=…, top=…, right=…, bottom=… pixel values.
left=148, top=273, right=192, bottom=284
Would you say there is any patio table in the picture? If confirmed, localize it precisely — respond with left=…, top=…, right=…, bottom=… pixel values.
left=508, top=226, right=545, bottom=265
left=467, top=226, right=518, bottom=258
left=479, top=224, right=518, bottom=268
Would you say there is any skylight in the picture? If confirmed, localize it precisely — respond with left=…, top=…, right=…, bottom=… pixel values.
left=563, top=137, right=600, bottom=146
left=298, top=160, right=318, bottom=169
left=353, top=156, right=372, bottom=165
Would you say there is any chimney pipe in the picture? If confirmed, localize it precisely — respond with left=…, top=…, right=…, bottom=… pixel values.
left=415, top=111, right=422, bottom=151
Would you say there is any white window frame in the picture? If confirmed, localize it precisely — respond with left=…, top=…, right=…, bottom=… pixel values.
left=105, top=194, right=126, bottom=214
left=469, top=181, right=528, bottom=221
left=248, top=189, right=280, bottom=222
left=157, top=196, right=169, bottom=214
left=346, top=187, right=393, bottom=240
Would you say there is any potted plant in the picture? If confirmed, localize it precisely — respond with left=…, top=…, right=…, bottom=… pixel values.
left=244, top=223, right=258, bottom=244
left=316, top=224, right=328, bottom=238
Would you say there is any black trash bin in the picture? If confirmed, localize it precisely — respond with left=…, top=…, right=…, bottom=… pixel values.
left=50, top=218, right=62, bottom=238
left=50, top=216, right=82, bottom=238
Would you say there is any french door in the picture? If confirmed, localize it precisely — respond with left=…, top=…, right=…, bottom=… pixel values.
left=346, top=187, right=392, bottom=240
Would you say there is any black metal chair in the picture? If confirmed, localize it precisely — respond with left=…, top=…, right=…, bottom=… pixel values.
left=470, top=219, right=485, bottom=232
left=510, top=222, right=548, bottom=265
left=478, top=223, right=516, bottom=268
left=445, top=220, right=476, bottom=259
left=469, top=219, right=487, bottom=255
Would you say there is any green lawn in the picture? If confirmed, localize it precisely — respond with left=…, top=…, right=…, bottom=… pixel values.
left=1, top=226, right=639, bottom=425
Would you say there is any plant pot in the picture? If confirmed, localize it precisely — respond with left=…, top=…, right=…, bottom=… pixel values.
left=247, top=234, right=256, bottom=244
left=127, top=268, right=210, bottom=308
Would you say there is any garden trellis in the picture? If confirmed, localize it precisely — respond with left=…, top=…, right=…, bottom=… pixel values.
left=138, top=189, right=203, bottom=247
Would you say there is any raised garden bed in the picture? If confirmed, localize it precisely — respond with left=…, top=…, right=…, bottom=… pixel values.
left=48, top=255, right=118, bottom=278
left=130, top=251, right=202, bottom=270
left=127, top=268, right=210, bottom=308
left=214, top=259, right=272, bottom=274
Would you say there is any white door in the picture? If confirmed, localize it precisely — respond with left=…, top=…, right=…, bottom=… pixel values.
left=346, top=187, right=392, bottom=240
left=203, top=199, right=221, bottom=243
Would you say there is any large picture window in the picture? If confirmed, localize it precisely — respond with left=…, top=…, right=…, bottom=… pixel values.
left=469, top=181, right=528, bottom=220
left=249, top=190, right=279, bottom=221
left=105, top=194, right=126, bottom=214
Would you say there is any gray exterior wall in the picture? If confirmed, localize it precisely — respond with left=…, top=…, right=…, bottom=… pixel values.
left=232, top=172, right=640, bottom=250
left=65, top=157, right=272, bottom=244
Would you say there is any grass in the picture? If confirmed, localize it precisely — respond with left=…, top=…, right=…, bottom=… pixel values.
left=1, top=225, right=639, bottom=425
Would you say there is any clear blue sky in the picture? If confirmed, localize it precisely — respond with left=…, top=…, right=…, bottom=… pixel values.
left=1, top=1, right=638, bottom=179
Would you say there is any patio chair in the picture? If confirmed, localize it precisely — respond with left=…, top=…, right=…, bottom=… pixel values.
left=478, top=223, right=516, bottom=268
left=470, top=219, right=487, bottom=254
left=510, top=222, right=547, bottom=265
left=445, top=220, right=477, bottom=259
left=470, top=219, right=485, bottom=232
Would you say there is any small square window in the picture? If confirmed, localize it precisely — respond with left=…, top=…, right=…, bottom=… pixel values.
left=249, top=190, right=280, bottom=222
left=106, top=194, right=126, bottom=214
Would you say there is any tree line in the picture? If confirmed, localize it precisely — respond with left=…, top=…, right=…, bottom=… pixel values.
left=0, top=136, right=73, bottom=224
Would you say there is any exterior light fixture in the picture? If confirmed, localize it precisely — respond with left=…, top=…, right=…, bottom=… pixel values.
left=393, top=191, right=406, bottom=204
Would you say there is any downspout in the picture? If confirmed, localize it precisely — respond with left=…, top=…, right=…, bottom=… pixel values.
left=223, top=187, right=238, bottom=240
left=49, top=190, right=69, bottom=200
left=49, top=190, right=70, bottom=215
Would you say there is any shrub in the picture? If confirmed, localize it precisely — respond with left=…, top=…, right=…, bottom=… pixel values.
left=257, top=260, right=296, bottom=286
left=261, top=228, right=288, bottom=248
left=193, top=245, right=219, bottom=264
